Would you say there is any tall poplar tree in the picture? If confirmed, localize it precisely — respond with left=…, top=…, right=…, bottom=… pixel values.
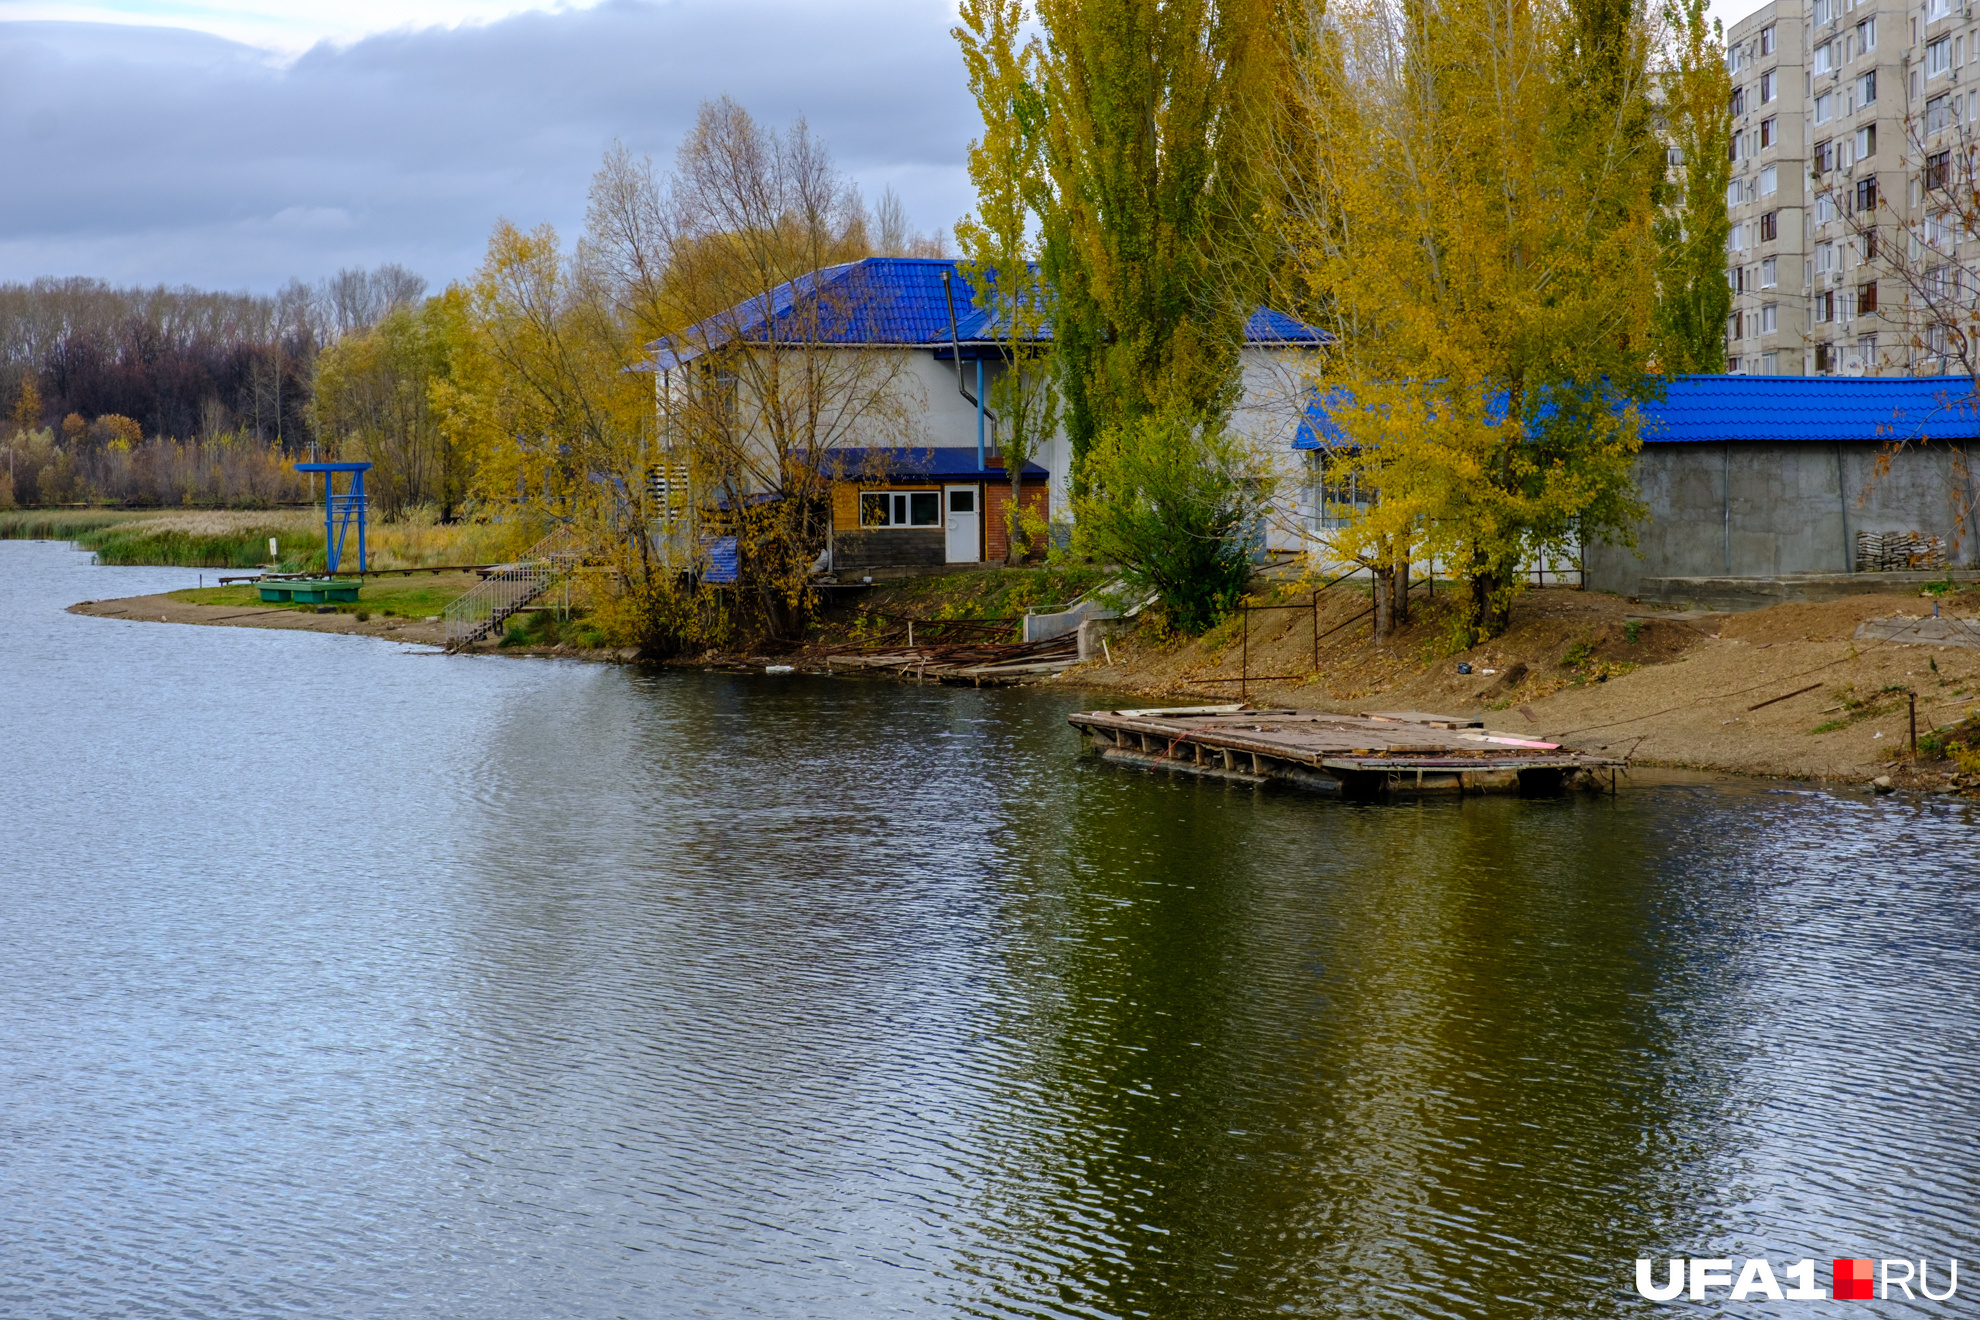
left=1652, top=0, right=1734, bottom=373
left=1029, top=0, right=1288, bottom=472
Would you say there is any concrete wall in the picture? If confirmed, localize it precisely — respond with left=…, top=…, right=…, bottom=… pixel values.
left=1586, top=440, right=1980, bottom=593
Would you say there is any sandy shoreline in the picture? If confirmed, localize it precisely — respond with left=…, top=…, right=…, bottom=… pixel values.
left=68, top=582, right=1980, bottom=792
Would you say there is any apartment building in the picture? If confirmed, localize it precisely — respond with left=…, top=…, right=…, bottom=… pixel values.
left=1726, top=1, right=1810, bottom=374
left=1728, top=0, right=1980, bottom=375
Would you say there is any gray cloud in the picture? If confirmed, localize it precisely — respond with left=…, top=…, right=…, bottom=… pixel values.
left=0, top=0, right=977, bottom=290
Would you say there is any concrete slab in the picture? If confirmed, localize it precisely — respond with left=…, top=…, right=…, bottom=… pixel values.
left=1854, top=616, right=1980, bottom=650
left=1638, top=570, right=1980, bottom=612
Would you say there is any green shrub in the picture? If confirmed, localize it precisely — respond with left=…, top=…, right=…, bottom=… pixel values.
left=1071, top=413, right=1272, bottom=635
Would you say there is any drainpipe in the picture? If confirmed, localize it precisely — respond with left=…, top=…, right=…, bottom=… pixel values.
left=976, top=359, right=986, bottom=471
left=940, top=269, right=996, bottom=469
left=1835, top=441, right=1851, bottom=571
left=1724, top=440, right=1732, bottom=575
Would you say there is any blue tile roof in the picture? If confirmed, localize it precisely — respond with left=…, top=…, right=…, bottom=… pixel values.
left=823, top=446, right=1049, bottom=480
left=646, top=257, right=1326, bottom=367
left=1635, top=374, right=1980, bottom=442
left=1292, top=374, right=1980, bottom=449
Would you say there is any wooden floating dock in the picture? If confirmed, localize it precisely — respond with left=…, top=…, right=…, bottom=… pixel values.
left=1067, top=705, right=1626, bottom=799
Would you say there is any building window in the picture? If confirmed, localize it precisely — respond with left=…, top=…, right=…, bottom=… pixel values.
left=1761, top=211, right=1779, bottom=242
left=1760, top=24, right=1776, bottom=54
left=1854, top=178, right=1878, bottom=212
left=1817, top=289, right=1836, bottom=322
left=1759, top=116, right=1777, bottom=148
left=1761, top=351, right=1779, bottom=373
left=1814, top=138, right=1834, bottom=173
left=1816, top=240, right=1836, bottom=273
left=1858, top=334, right=1878, bottom=366
left=1858, top=281, right=1878, bottom=314
left=1927, top=148, right=1952, bottom=189
left=1760, top=164, right=1778, bottom=196
left=1814, top=0, right=1830, bottom=25
left=1815, top=193, right=1836, bottom=224
left=1857, top=17, right=1875, bottom=50
left=1927, top=94, right=1955, bottom=133
left=1761, top=304, right=1779, bottom=333
left=1729, top=313, right=1742, bottom=341
left=1760, top=69, right=1777, bottom=103
left=1929, top=0, right=1953, bottom=20
left=1731, top=85, right=1747, bottom=116
left=859, top=489, right=941, bottom=528
left=1928, top=37, right=1952, bottom=77
left=1816, top=342, right=1834, bottom=372
left=1762, top=255, right=1778, bottom=285
left=1815, top=91, right=1834, bottom=124
left=1853, top=125, right=1875, bottom=159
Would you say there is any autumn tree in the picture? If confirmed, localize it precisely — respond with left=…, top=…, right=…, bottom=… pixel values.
left=955, top=0, right=1059, bottom=563
left=1283, top=0, right=1660, bottom=643
left=1652, top=0, right=1734, bottom=372
left=587, top=100, right=920, bottom=641
left=313, top=300, right=468, bottom=519
left=1031, top=0, right=1289, bottom=473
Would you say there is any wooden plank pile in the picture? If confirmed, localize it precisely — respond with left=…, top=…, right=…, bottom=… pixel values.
left=816, top=634, right=1078, bottom=684
left=1067, top=705, right=1625, bottom=798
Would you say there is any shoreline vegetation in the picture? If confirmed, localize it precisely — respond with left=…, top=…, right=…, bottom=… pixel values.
left=2, top=507, right=532, bottom=574
left=51, top=520, right=1980, bottom=793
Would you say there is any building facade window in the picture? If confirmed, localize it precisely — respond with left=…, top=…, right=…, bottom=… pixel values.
left=1761, top=69, right=1777, bottom=103
left=1814, top=138, right=1834, bottom=173
left=1927, top=148, right=1952, bottom=189
left=1760, top=23, right=1775, bottom=54
left=1857, top=71, right=1876, bottom=104
left=1817, top=289, right=1836, bottom=322
left=1927, top=94, right=1955, bottom=132
left=1814, top=41, right=1835, bottom=75
left=1761, top=304, right=1779, bottom=333
left=1857, top=16, right=1875, bottom=50
left=859, top=490, right=941, bottom=528
left=1853, top=125, right=1875, bottom=158
left=1760, top=115, right=1777, bottom=147
left=1858, top=281, right=1878, bottom=315
left=1760, top=163, right=1778, bottom=195
left=1761, top=351, right=1779, bottom=373
left=1854, top=178, right=1878, bottom=212
left=1761, top=211, right=1779, bottom=242
left=1928, top=37, right=1952, bottom=77
left=1815, top=91, right=1834, bottom=124
left=1762, top=255, right=1778, bottom=285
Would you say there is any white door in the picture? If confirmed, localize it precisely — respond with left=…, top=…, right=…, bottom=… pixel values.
left=944, top=485, right=980, bottom=563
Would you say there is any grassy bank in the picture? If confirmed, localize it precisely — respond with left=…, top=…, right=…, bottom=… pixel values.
left=2, top=508, right=533, bottom=572
left=171, top=572, right=484, bottom=619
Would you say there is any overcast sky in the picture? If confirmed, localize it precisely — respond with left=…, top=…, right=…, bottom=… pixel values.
left=0, top=0, right=977, bottom=293
left=0, top=0, right=1768, bottom=296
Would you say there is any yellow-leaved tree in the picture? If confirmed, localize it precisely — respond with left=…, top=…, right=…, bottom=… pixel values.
left=435, top=220, right=659, bottom=633
left=954, top=0, right=1058, bottom=564
left=1284, top=0, right=1662, bottom=643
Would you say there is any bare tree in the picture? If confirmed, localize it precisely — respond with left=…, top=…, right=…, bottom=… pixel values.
left=1830, top=109, right=1980, bottom=560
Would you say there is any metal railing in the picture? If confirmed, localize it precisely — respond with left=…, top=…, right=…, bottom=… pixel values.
left=443, top=526, right=581, bottom=650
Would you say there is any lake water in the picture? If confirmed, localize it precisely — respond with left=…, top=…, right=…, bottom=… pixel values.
left=2, top=538, right=1977, bottom=1319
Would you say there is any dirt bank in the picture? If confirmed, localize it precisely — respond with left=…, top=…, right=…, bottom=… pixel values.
left=1063, top=581, right=1980, bottom=789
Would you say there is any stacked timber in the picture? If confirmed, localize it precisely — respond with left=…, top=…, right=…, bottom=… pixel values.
left=1856, top=530, right=1946, bottom=572
left=1067, top=705, right=1625, bottom=799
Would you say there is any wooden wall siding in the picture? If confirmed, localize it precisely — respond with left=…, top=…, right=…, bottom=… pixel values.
left=985, top=482, right=1049, bottom=563
left=833, top=528, right=947, bottom=570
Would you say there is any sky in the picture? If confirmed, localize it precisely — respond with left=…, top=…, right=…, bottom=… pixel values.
left=0, top=0, right=978, bottom=292
left=0, top=0, right=1771, bottom=296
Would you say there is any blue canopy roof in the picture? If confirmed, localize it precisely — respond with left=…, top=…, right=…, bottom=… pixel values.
left=646, top=257, right=1326, bottom=369
left=1293, top=374, right=1980, bottom=449
left=823, top=446, right=1049, bottom=481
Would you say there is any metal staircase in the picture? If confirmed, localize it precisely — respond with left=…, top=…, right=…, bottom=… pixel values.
left=444, top=526, right=582, bottom=651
